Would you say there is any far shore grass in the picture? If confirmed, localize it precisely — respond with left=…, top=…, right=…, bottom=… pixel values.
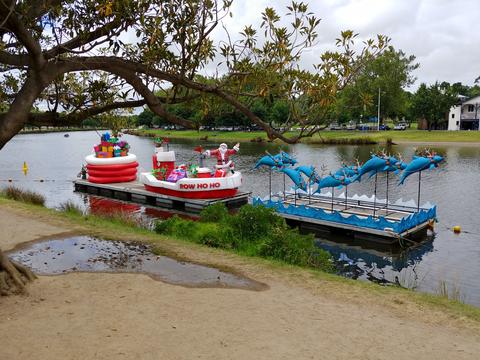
left=2, top=195, right=480, bottom=324
left=128, top=128, right=480, bottom=145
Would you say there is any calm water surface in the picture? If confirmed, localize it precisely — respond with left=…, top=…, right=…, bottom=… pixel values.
left=8, top=236, right=264, bottom=290
left=1, top=131, right=480, bottom=305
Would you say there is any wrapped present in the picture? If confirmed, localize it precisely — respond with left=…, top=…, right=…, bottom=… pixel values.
left=214, top=169, right=227, bottom=178
left=95, top=133, right=130, bottom=158
left=167, top=169, right=186, bottom=183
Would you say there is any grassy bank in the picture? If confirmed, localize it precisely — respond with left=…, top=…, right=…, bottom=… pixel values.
left=128, top=128, right=480, bottom=145
left=1, top=194, right=480, bottom=324
left=20, top=127, right=107, bottom=134
left=155, top=203, right=334, bottom=272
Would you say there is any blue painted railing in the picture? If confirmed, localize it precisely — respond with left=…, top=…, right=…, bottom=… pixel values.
left=252, top=197, right=437, bottom=234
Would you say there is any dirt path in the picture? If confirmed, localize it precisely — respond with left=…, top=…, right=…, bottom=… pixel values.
left=1, top=205, right=479, bottom=360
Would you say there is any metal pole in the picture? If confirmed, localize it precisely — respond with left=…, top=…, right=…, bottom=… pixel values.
left=308, top=173, right=315, bottom=205
left=373, top=172, right=378, bottom=217
left=417, top=171, right=422, bottom=212
left=283, top=172, right=286, bottom=200
left=377, top=87, right=381, bottom=131
left=308, top=179, right=311, bottom=205
left=269, top=168, right=272, bottom=201
left=331, top=187, right=334, bottom=212
left=345, top=186, right=348, bottom=210
left=294, top=187, right=297, bottom=206
left=385, top=171, right=389, bottom=215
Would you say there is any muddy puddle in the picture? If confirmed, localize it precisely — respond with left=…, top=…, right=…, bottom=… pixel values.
left=9, top=236, right=265, bottom=290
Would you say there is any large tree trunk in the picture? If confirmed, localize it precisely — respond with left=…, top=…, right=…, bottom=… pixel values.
left=0, top=73, right=48, bottom=150
left=0, top=247, right=36, bottom=296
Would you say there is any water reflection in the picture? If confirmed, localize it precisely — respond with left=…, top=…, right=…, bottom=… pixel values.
left=319, top=239, right=435, bottom=285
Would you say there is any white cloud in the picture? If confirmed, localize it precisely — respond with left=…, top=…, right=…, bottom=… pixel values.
left=209, top=0, right=479, bottom=89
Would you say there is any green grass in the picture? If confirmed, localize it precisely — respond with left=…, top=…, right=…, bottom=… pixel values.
left=128, top=128, right=480, bottom=144
left=2, top=195, right=480, bottom=323
left=155, top=204, right=335, bottom=272
left=128, top=129, right=271, bottom=143
left=306, top=129, right=480, bottom=144
left=1, top=186, right=46, bottom=206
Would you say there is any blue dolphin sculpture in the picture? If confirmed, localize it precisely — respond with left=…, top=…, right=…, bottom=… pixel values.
left=366, top=155, right=408, bottom=179
left=280, top=167, right=307, bottom=191
left=254, top=155, right=283, bottom=169
left=314, top=174, right=353, bottom=194
left=384, top=156, right=408, bottom=174
left=335, top=164, right=360, bottom=178
left=275, top=151, right=297, bottom=166
left=356, top=155, right=388, bottom=181
left=296, top=165, right=317, bottom=179
left=399, top=155, right=444, bottom=185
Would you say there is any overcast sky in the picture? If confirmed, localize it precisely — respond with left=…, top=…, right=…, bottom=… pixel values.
left=210, top=0, right=480, bottom=91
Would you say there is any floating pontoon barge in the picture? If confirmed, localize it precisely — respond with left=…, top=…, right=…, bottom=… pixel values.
left=74, top=179, right=249, bottom=213
left=253, top=192, right=436, bottom=245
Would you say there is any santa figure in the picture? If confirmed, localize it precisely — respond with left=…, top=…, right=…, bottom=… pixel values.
left=204, top=143, right=240, bottom=172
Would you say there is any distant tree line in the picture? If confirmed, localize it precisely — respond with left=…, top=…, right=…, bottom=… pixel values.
left=332, top=46, right=480, bottom=130
left=132, top=46, right=480, bottom=131
left=134, top=90, right=290, bottom=131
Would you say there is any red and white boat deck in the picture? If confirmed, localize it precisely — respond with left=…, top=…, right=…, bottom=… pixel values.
left=73, top=179, right=249, bottom=213
left=139, top=147, right=243, bottom=199
left=140, top=171, right=242, bottom=199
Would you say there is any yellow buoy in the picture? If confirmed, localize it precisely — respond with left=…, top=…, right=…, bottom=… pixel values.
left=22, top=161, right=28, bottom=175
left=453, top=225, right=461, bottom=234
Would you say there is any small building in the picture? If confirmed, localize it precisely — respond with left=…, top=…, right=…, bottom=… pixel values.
left=448, top=95, right=480, bottom=130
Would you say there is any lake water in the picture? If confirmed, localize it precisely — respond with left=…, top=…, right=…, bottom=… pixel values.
left=1, top=131, right=480, bottom=305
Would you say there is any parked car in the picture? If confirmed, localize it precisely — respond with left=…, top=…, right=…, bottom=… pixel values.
left=393, top=123, right=407, bottom=131
left=379, top=124, right=391, bottom=131
left=345, top=122, right=356, bottom=130
left=356, top=123, right=370, bottom=131
left=328, top=123, right=343, bottom=130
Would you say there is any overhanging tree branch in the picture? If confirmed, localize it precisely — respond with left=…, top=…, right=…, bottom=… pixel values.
left=1, top=4, right=45, bottom=69
left=44, top=18, right=126, bottom=59
left=20, top=99, right=147, bottom=127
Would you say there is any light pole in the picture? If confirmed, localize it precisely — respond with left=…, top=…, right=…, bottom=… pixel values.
left=377, top=87, right=381, bottom=131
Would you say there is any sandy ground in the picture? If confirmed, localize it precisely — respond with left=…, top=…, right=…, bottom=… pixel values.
left=1, top=206, right=480, bottom=360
